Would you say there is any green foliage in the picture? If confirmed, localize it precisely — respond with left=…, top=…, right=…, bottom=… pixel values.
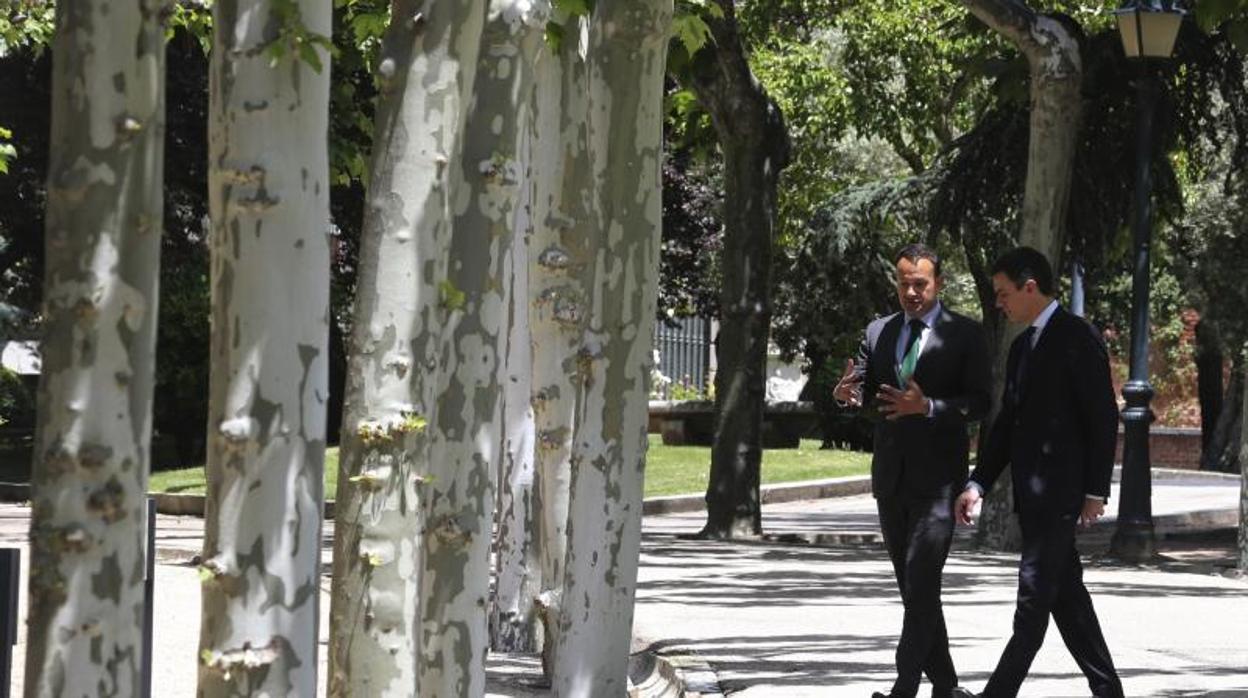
left=0, top=367, right=33, bottom=428
left=167, top=3, right=214, bottom=53
left=1083, top=238, right=1196, bottom=425
left=0, top=125, right=13, bottom=175
left=1195, top=0, right=1248, bottom=46
left=736, top=0, right=850, bottom=48
left=749, top=33, right=855, bottom=248
left=438, top=280, right=466, bottom=312
left=659, top=155, right=721, bottom=318
left=671, top=12, right=712, bottom=57
left=836, top=0, right=997, bottom=173
left=669, top=378, right=711, bottom=402
left=772, top=176, right=930, bottom=367
left=264, top=0, right=335, bottom=73
left=554, top=0, right=595, bottom=16
left=0, top=1, right=54, bottom=57
left=328, top=0, right=386, bottom=186
left=1174, top=157, right=1248, bottom=354
left=670, top=0, right=721, bottom=56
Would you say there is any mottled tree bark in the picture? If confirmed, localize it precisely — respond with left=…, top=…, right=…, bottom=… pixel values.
left=690, top=0, right=792, bottom=539
left=486, top=0, right=551, bottom=655
left=551, top=0, right=672, bottom=694
left=327, top=1, right=486, bottom=695
left=959, top=0, right=1082, bottom=551
left=25, top=2, right=166, bottom=695
left=197, top=1, right=332, bottom=695
left=529, top=15, right=592, bottom=674
left=413, top=0, right=537, bottom=689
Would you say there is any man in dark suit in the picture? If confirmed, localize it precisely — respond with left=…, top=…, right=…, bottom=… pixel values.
left=955, top=247, right=1123, bottom=698
left=834, top=243, right=990, bottom=698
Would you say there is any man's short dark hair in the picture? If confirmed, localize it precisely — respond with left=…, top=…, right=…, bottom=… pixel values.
left=895, top=243, right=941, bottom=277
left=992, top=246, right=1055, bottom=295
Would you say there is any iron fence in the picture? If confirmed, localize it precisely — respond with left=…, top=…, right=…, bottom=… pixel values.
left=652, top=316, right=712, bottom=400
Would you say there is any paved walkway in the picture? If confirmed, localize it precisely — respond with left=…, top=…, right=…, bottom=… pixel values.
left=0, top=470, right=1241, bottom=696
left=634, top=475, right=1248, bottom=697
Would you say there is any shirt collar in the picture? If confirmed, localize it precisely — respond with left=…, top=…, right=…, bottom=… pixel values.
left=1030, top=299, right=1060, bottom=339
left=906, top=301, right=942, bottom=329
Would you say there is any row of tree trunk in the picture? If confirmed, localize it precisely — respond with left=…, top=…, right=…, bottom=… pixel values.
left=26, top=0, right=672, bottom=696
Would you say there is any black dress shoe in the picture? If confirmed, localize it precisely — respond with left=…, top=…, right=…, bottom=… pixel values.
left=949, top=690, right=978, bottom=698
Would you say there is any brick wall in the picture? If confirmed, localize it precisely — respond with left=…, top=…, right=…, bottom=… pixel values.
left=1115, top=427, right=1201, bottom=470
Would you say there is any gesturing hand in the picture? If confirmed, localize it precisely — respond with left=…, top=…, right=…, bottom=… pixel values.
left=876, top=378, right=929, bottom=420
left=832, top=358, right=863, bottom=406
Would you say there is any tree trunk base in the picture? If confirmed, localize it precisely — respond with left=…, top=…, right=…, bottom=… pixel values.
left=692, top=521, right=763, bottom=540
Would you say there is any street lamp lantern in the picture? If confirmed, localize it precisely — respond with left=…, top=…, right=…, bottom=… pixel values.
left=1109, top=0, right=1184, bottom=563
left=1114, top=0, right=1184, bottom=59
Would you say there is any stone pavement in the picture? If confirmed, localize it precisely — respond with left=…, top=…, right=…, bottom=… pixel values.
left=0, top=469, right=1240, bottom=696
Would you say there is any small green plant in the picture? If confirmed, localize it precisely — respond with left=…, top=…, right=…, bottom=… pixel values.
left=263, top=0, right=336, bottom=73
left=669, top=375, right=710, bottom=402
left=438, top=280, right=466, bottom=312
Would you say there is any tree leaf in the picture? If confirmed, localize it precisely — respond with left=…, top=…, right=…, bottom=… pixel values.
left=299, top=41, right=324, bottom=73
left=545, top=20, right=566, bottom=53
left=672, top=13, right=713, bottom=56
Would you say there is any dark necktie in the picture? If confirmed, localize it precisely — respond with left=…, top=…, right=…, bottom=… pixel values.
left=1011, top=326, right=1037, bottom=405
left=897, top=318, right=925, bottom=386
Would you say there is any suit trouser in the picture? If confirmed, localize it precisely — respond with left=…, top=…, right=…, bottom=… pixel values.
left=984, top=510, right=1123, bottom=698
left=877, top=494, right=958, bottom=698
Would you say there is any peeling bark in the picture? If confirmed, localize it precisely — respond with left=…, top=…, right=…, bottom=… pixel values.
left=24, top=2, right=166, bottom=695
left=484, top=0, right=551, bottom=656
left=327, top=1, right=486, bottom=695
left=197, top=1, right=332, bottom=695
left=959, top=0, right=1082, bottom=551
left=551, top=0, right=672, bottom=694
left=412, top=0, right=530, bottom=690
left=529, top=15, right=592, bottom=674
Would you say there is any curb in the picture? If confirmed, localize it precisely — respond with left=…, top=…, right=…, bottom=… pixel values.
left=0, top=465, right=1237, bottom=520
left=643, top=475, right=872, bottom=516
left=630, top=643, right=724, bottom=698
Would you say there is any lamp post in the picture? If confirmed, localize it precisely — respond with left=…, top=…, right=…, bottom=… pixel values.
left=1110, top=0, right=1184, bottom=563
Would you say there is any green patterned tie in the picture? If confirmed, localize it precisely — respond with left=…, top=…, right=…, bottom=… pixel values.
left=897, top=318, right=924, bottom=385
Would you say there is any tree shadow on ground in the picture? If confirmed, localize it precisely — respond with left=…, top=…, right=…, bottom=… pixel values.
left=636, top=533, right=1248, bottom=695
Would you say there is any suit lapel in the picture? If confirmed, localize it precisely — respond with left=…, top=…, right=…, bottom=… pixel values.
left=1018, top=306, right=1064, bottom=404
left=914, top=306, right=950, bottom=372
left=875, top=314, right=904, bottom=386
left=909, top=308, right=944, bottom=387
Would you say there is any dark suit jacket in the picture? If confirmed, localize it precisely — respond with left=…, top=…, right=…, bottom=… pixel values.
left=856, top=306, right=991, bottom=499
left=970, top=307, right=1118, bottom=515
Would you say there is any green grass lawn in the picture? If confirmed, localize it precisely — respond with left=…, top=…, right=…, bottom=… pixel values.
left=148, top=435, right=870, bottom=500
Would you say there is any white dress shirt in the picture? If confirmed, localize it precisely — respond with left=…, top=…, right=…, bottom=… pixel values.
left=896, top=301, right=943, bottom=365
left=898, top=302, right=941, bottom=418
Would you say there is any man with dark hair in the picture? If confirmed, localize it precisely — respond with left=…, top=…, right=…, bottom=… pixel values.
left=955, top=246, right=1123, bottom=698
left=833, top=242, right=989, bottom=698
